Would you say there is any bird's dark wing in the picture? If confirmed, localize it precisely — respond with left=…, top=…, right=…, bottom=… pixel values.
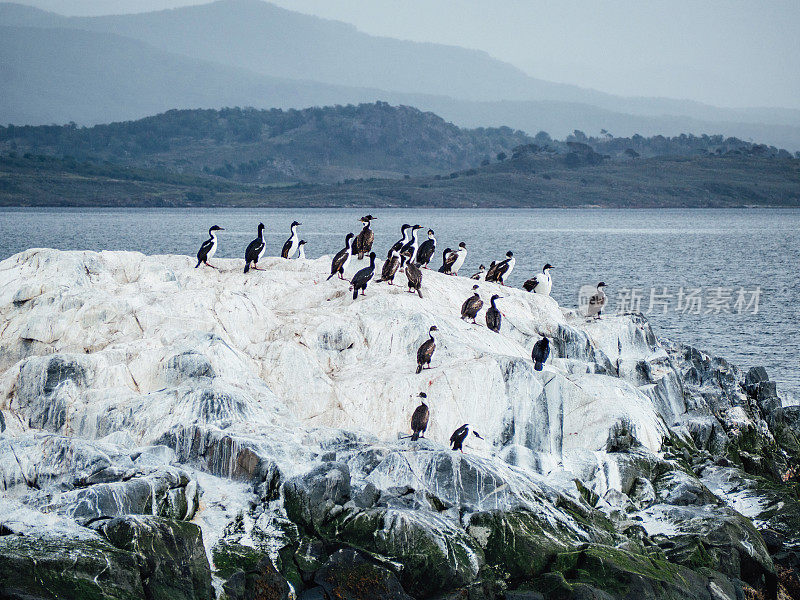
left=406, top=263, right=422, bottom=286
left=359, top=229, right=374, bottom=251
left=450, top=425, right=468, bottom=443
left=197, top=238, right=213, bottom=259
left=411, top=404, right=429, bottom=431
left=281, top=238, right=292, bottom=258
left=417, top=339, right=434, bottom=364
left=485, top=262, right=499, bottom=281
left=245, top=239, right=263, bottom=262
left=416, top=240, right=434, bottom=264
left=331, top=247, right=348, bottom=273
left=523, top=277, right=539, bottom=292
left=351, top=266, right=371, bottom=288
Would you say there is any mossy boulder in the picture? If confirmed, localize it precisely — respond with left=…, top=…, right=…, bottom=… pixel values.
left=314, top=548, right=412, bottom=600
left=544, top=545, right=743, bottom=600
left=0, top=534, right=143, bottom=600
left=212, top=540, right=291, bottom=600
left=95, top=516, right=212, bottom=600
left=325, top=507, right=483, bottom=598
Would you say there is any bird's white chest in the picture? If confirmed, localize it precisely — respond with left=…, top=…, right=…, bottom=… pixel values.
left=536, top=272, right=552, bottom=295
left=207, top=236, right=218, bottom=259
left=504, top=258, right=515, bottom=278
left=287, top=234, right=299, bottom=258
left=257, top=237, right=266, bottom=260
left=451, top=250, right=467, bottom=273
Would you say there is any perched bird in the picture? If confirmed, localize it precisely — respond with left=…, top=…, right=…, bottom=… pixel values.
left=243, top=223, right=266, bottom=273
left=388, top=224, right=411, bottom=259
left=532, top=336, right=550, bottom=371
left=438, top=248, right=455, bottom=274
left=485, top=251, right=515, bottom=285
left=327, top=233, right=355, bottom=280
left=523, top=264, right=555, bottom=295
left=354, top=215, right=376, bottom=260
left=461, top=285, right=483, bottom=323
left=281, top=221, right=302, bottom=259
left=377, top=248, right=401, bottom=284
left=410, top=392, right=429, bottom=441
left=449, top=242, right=468, bottom=276
left=350, top=252, right=376, bottom=300
left=470, top=265, right=486, bottom=280
left=297, top=240, right=307, bottom=259
left=486, top=294, right=502, bottom=333
left=405, top=261, right=423, bottom=298
left=400, top=224, right=423, bottom=267
left=416, top=325, right=438, bottom=374
left=587, top=282, right=607, bottom=317
left=195, top=225, right=224, bottom=268
left=450, top=424, right=483, bottom=453
left=415, top=229, right=436, bottom=268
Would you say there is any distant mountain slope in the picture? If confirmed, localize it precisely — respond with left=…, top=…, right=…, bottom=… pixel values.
left=2, top=149, right=797, bottom=208
left=2, top=0, right=799, bottom=129
left=0, top=104, right=535, bottom=183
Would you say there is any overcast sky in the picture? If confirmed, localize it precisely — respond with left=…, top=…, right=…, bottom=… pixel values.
left=12, top=0, right=800, bottom=109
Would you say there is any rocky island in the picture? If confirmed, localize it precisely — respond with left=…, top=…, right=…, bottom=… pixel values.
left=0, top=249, right=798, bottom=600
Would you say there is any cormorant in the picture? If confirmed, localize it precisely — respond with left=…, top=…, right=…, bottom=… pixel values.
left=400, top=224, right=423, bottom=268
left=486, top=294, right=502, bottom=333
left=297, top=240, right=306, bottom=259
left=485, top=251, right=515, bottom=285
left=354, top=215, right=376, bottom=260
left=461, top=285, right=483, bottom=323
left=532, top=336, right=550, bottom=371
left=327, top=233, right=355, bottom=280
left=410, top=392, right=429, bottom=440
left=415, top=229, right=436, bottom=268
left=350, top=252, right=376, bottom=300
left=587, top=282, right=607, bottom=317
left=438, top=248, right=455, bottom=273
left=416, top=325, right=438, bottom=373
left=281, top=221, right=302, bottom=259
left=377, top=248, right=401, bottom=284
left=243, top=223, right=266, bottom=273
left=195, top=225, right=224, bottom=268
left=405, top=260, right=423, bottom=297
left=388, top=224, right=411, bottom=259
left=450, top=424, right=483, bottom=453
left=523, top=264, right=554, bottom=295
left=470, top=265, right=486, bottom=280
left=449, top=242, right=467, bottom=276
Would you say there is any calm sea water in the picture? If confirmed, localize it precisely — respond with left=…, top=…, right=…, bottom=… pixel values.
left=1, top=207, right=798, bottom=398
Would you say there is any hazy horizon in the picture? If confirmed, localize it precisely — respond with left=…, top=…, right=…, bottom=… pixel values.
left=8, top=0, right=800, bottom=111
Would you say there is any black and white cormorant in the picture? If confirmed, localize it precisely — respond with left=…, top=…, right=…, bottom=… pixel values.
left=485, top=251, right=515, bottom=285
left=461, top=285, right=483, bottom=323
left=195, top=225, right=224, bottom=268
left=470, top=265, right=486, bottom=280
left=450, top=424, right=483, bottom=453
left=438, top=248, right=455, bottom=274
left=377, top=248, right=401, bottom=284
left=297, top=240, right=306, bottom=259
left=486, top=294, right=502, bottom=333
left=415, top=229, right=436, bottom=268
left=349, top=252, right=376, bottom=300
left=327, top=233, right=355, bottom=280
left=449, top=242, right=467, bottom=276
left=405, top=261, right=423, bottom=298
left=416, top=325, right=438, bottom=374
left=281, top=221, right=302, bottom=259
left=587, top=282, right=607, bottom=317
left=523, top=264, right=554, bottom=295
left=400, top=224, right=423, bottom=268
left=388, top=224, right=411, bottom=259
left=353, top=215, right=376, bottom=260
left=243, top=223, right=266, bottom=273
left=532, top=335, right=550, bottom=371
left=410, top=392, right=429, bottom=440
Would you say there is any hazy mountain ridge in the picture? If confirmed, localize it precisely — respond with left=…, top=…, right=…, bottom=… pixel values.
left=3, top=1, right=800, bottom=149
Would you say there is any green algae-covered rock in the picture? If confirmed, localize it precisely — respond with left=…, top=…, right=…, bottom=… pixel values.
left=96, top=516, right=212, bottom=600
left=0, top=535, right=143, bottom=600
left=314, top=548, right=412, bottom=600
left=544, top=545, right=743, bottom=600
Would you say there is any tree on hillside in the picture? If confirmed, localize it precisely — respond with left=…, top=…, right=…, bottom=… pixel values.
left=497, top=151, right=507, bottom=162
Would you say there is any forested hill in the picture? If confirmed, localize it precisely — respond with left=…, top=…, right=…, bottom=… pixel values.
left=0, top=104, right=533, bottom=183
left=2, top=103, right=796, bottom=186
